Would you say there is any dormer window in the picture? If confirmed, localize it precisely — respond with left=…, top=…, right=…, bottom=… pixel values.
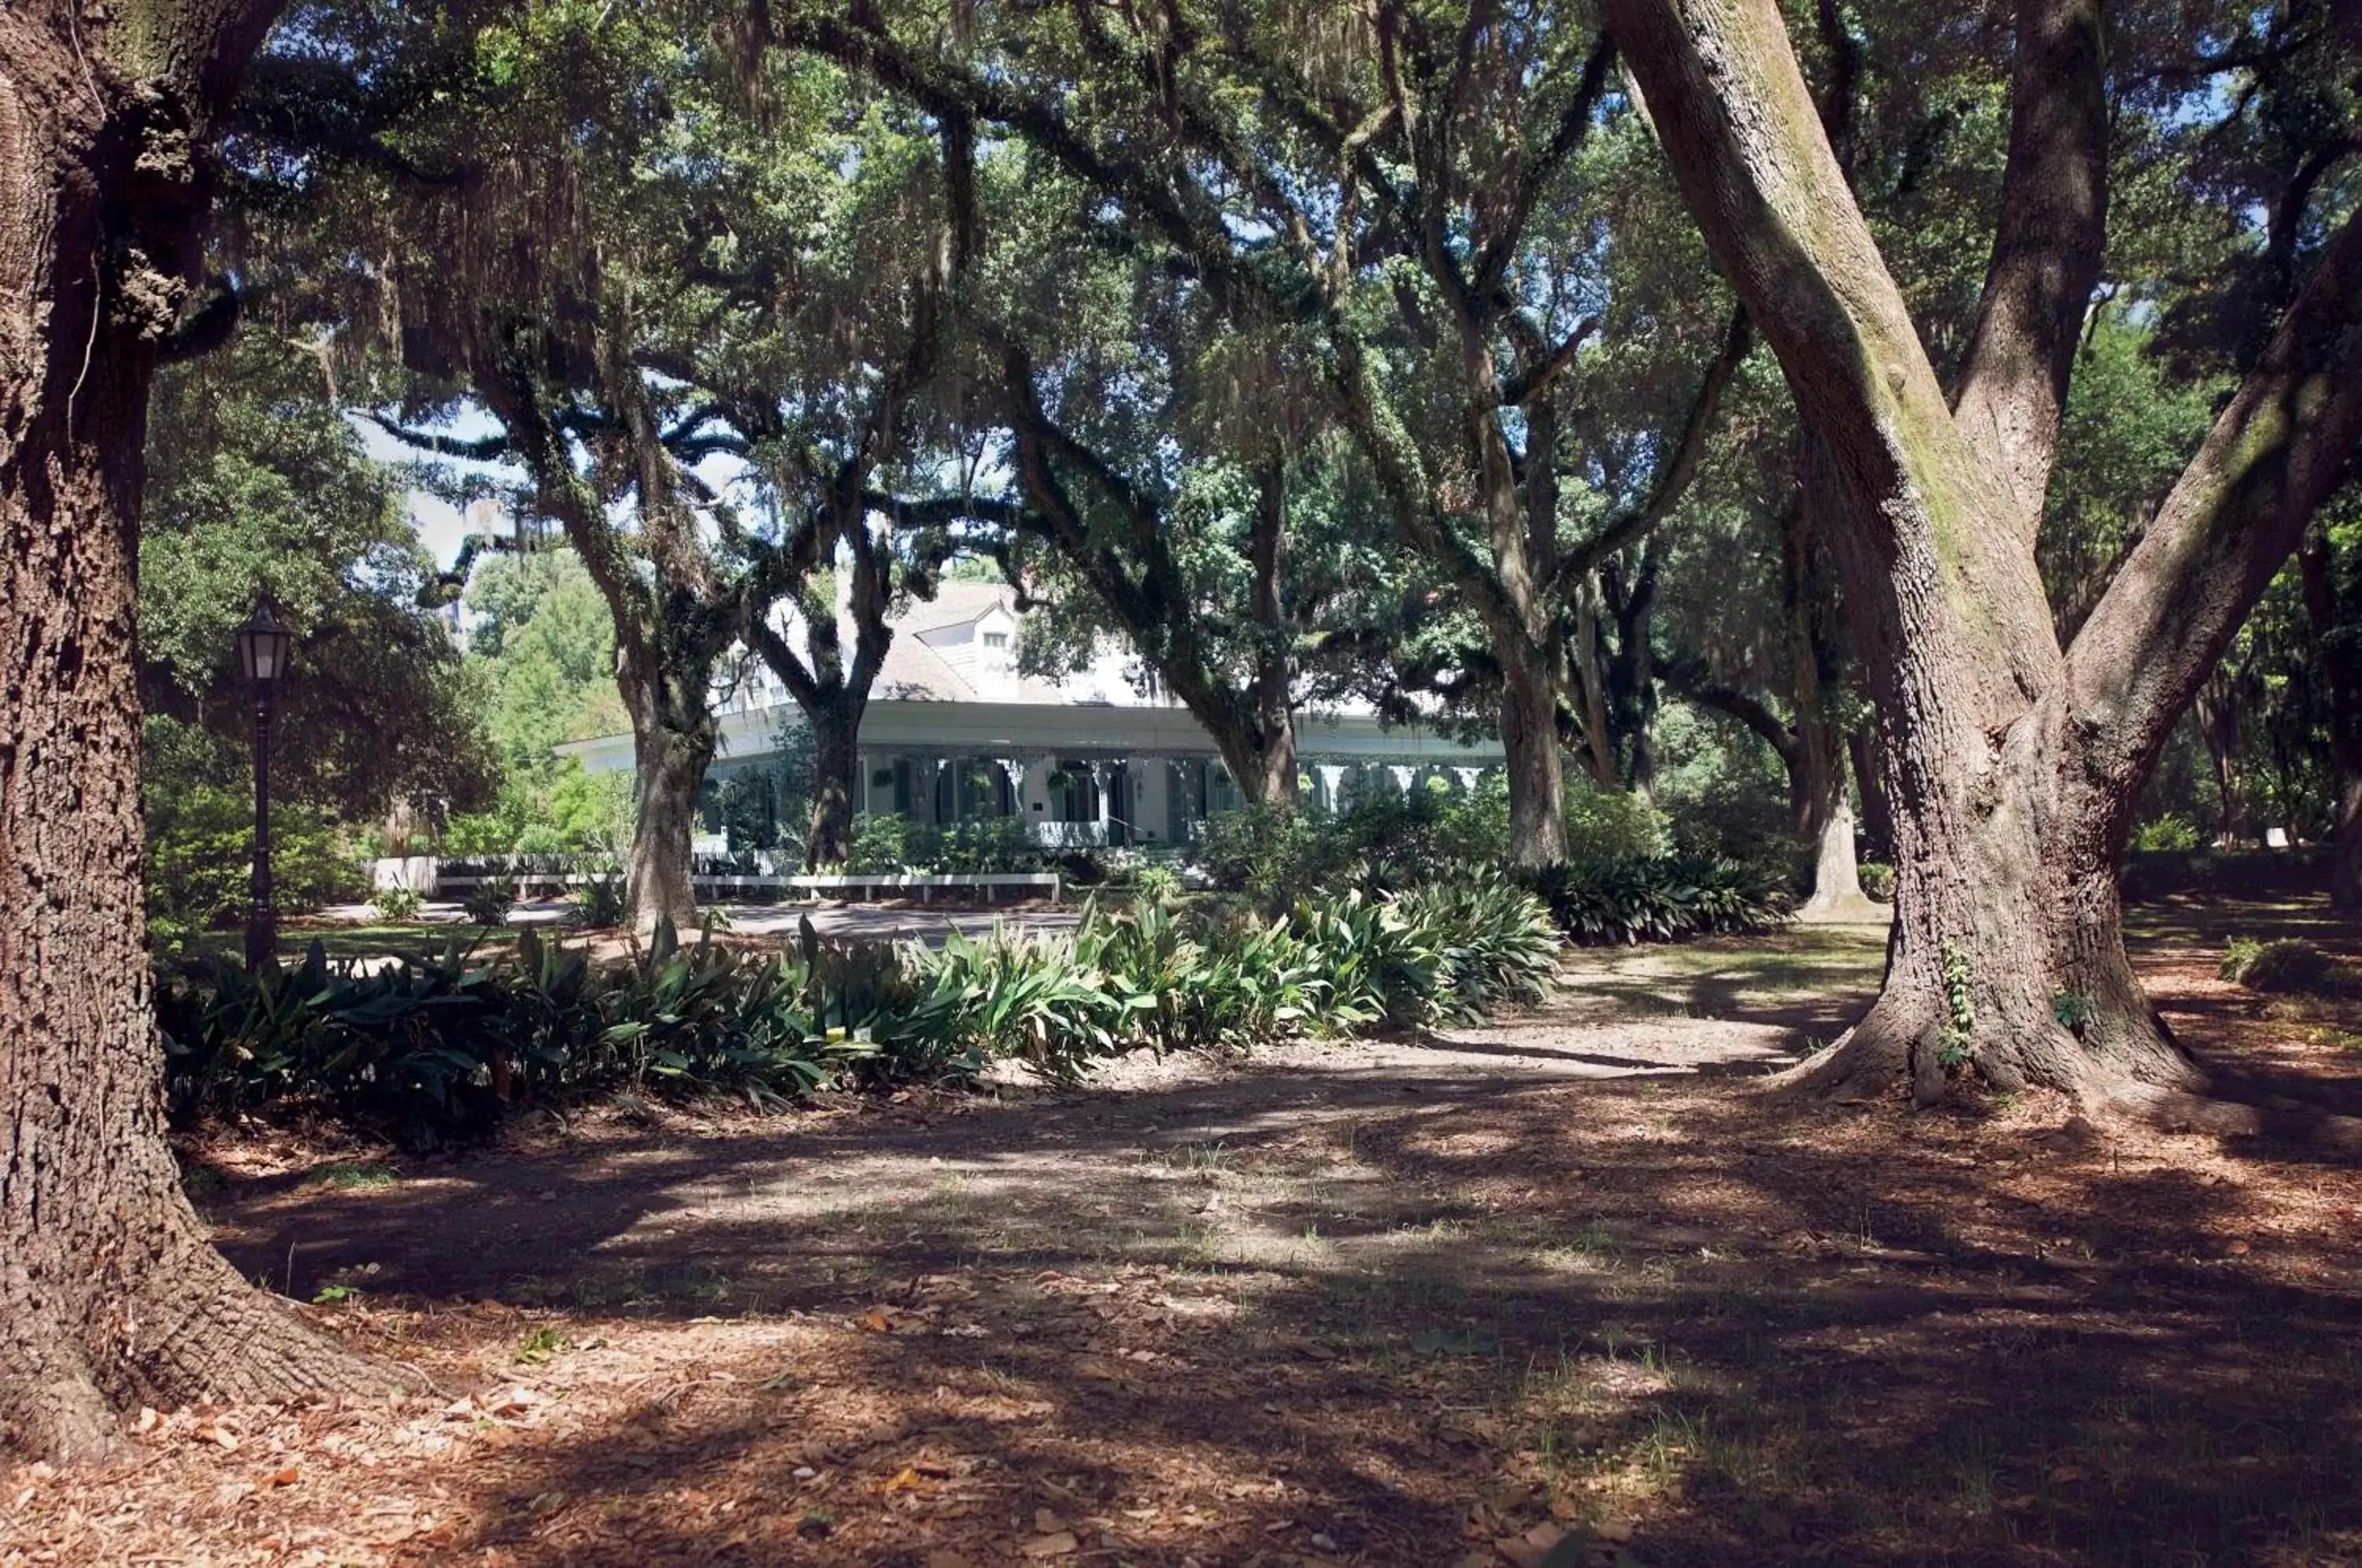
left=983, top=631, right=1009, bottom=651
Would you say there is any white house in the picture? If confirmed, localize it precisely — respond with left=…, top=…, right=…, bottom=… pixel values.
left=556, top=581, right=1506, bottom=850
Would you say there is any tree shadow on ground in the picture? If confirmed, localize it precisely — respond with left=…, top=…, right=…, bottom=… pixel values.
left=187, top=901, right=2362, bottom=1565
left=216, top=1058, right=2362, bottom=1566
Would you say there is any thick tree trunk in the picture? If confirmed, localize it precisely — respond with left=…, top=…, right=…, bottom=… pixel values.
left=1, top=7, right=391, bottom=1460
left=1794, top=716, right=2185, bottom=1107
left=1610, top=0, right=2362, bottom=1111
left=805, top=700, right=863, bottom=869
left=622, top=693, right=713, bottom=932
left=1501, top=657, right=1569, bottom=867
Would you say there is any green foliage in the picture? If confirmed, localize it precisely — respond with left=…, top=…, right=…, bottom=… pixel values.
left=1562, top=780, right=1672, bottom=870
left=573, top=867, right=628, bottom=928
left=2130, top=814, right=2205, bottom=852
left=903, top=927, right=1124, bottom=1082
left=461, top=881, right=517, bottom=926
left=1197, top=802, right=1322, bottom=900
left=2053, top=989, right=2096, bottom=1033
left=145, top=783, right=364, bottom=950
left=1938, top=943, right=1976, bottom=1067
left=370, top=885, right=425, bottom=923
left=1196, top=781, right=1521, bottom=900
left=160, top=860, right=1566, bottom=1137
left=1857, top=862, right=1897, bottom=902
left=141, top=338, right=496, bottom=830
left=2220, top=937, right=2356, bottom=997
left=157, top=924, right=898, bottom=1148
left=1132, top=864, right=1185, bottom=902
left=1522, top=856, right=1789, bottom=946
left=840, top=814, right=1042, bottom=875
left=842, top=812, right=912, bottom=873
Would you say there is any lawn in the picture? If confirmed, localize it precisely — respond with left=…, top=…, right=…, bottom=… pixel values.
left=20, top=897, right=2360, bottom=1566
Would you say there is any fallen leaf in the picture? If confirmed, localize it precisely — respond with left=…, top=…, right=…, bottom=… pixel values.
left=134, top=1407, right=160, bottom=1435
left=265, top=1466, right=301, bottom=1488
left=862, top=1307, right=893, bottom=1333
left=872, top=1466, right=925, bottom=1496
left=1035, top=1507, right=1065, bottom=1533
left=2049, top=1465, right=2089, bottom=1484
left=1020, top=1532, right=1079, bottom=1558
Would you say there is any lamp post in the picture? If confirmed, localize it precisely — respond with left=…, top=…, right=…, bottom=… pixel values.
left=237, top=601, right=294, bottom=971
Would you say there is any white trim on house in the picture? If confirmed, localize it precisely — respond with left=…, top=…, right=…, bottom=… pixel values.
left=551, top=582, right=1507, bottom=849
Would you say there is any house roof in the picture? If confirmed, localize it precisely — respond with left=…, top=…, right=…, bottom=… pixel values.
left=895, top=579, right=1017, bottom=639
left=873, top=632, right=976, bottom=702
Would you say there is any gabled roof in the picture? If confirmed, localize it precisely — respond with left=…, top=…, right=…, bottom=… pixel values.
left=873, top=632, right=976, bottom=702
left=895, top=579, right=1017, bottom=639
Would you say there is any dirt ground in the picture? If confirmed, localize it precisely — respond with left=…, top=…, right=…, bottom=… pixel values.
left=7, top=901, right=2361, bottom=1567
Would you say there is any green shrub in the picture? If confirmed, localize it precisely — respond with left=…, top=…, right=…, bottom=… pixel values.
left=146, top=786, right=362, bottom=948
left=370, top=884, right=424, bottom=923
left=841, top=812, right=910, bottom=872
left=2220, top=937, right=2356, bottom=996
left=1857, top=861, right=1896, bottom=902
left=1390, top=874, right=1561, bottom=1018
left=156, top=845, right=1574, bottom=1136
left=1564, top=779, right=1671, bottom=869
left=157, top=921, right=898, bottom=1147
left=901, top=925, right=1124, bottom=1082
left=1198, top=801, right=1321, bottom=900
left=929, top=818, right=1040, bottom=873
left=2131, top=813, right=2204, bottom=852
left=573, top=866, right=627, bottom=927
left=1132, top=863, right=1185, bottom=902
left=841, top=814, right=1042, bottom=875
left=461, top=880, right=517, bottom=926
left=1523, top=855, right=1789, bottom=945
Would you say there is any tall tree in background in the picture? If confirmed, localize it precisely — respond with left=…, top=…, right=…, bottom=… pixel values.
left=142, top=335, right=497, bottom=830
left=1608, top=0, right=2362, bottom=1108
left=0, top=0, right=395, bottom=1460
left=792, top=2, right=1748, bottom=865
left=975, top=171, right=1409, bottom=808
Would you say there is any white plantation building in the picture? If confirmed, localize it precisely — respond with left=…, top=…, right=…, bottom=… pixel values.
left=556, top=581, right=1507, bottom=851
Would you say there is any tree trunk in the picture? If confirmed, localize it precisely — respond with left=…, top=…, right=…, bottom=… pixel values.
left=2299, top=524, right=2362, bottom=910
left=1244, top=458, right=1299, bottom=810
left=1848, top=726, right=1894, bottom=864
left=1501, top=657, right=1569, bottom=867
left=1794, top=725, right=1881, bottom=920
left=805, top=700, right=863, bottom=869
left=622, top=690, right=713, bottom=932
left=1, top=6, right=391, bottom=1460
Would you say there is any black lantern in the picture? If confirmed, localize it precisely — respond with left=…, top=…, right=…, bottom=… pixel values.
left=237, top=600, right=293, bottom=686
left=237, top=600, right=293, bottom=970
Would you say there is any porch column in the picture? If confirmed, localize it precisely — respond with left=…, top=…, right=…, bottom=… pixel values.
left=916, top=756, right=942, bottom=824
left=1389, top=764, right=1416, bottom=797
left=1453, top=766, right=1481, bottom=796
left=1088, top=760, right=1113, bottom=845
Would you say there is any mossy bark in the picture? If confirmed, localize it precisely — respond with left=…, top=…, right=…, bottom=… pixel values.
left=0, top=0, right=400, bottom=1460
left=1609, top=0, right=2362, bottom=1107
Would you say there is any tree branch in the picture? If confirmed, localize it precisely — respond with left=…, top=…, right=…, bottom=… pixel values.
left=1949, top=0, right=2109, bottom=537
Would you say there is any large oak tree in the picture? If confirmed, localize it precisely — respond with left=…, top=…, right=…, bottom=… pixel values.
left=0, top=0, right=396, bottom=1459
left=1605, top=0, right=2362, bottom=1108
